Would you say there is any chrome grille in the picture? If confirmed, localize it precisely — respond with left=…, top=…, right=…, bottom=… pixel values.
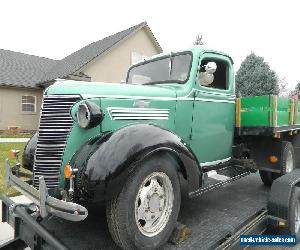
left=33, top=95, right=80, bottom=189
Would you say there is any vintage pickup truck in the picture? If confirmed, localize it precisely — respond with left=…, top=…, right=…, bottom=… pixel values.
left=4, top=46, right=300, bottom=249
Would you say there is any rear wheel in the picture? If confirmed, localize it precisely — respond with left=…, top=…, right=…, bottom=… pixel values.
left=268, top=180, right=300, bottom=239
left=289, top=188, right=300, bottom=237
left=276, top=186, right=300, bottom=238
left=106, top=154, right=181, bottom=250
left=260, top=141, right=295, bottom=186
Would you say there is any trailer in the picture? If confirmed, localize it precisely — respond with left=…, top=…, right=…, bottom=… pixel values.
left=2, top=171, right=300, bottom=250
left=1, top=174, right=269, bottom=250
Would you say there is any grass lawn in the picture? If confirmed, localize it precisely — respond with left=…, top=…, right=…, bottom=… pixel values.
left=0, top=133, right=32, bottom=138
left=0, top=142, right=26, bottom=196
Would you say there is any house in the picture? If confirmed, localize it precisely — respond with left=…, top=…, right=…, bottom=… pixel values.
left=0, top=22, right=162, bottom=131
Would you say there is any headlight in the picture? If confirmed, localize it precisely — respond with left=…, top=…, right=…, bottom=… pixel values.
left=77, top=101, right=104, bottom=129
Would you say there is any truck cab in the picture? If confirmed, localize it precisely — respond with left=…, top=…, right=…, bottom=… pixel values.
left=123, top=47, right=236, bottom=165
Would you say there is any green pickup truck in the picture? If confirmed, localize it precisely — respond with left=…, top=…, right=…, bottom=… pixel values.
left=5, top=46, right=300, bottom=249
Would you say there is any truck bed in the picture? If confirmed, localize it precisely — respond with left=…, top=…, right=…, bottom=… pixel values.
left=37, top=173, right=269, bottom=250
left=236, top=95, right=300, bottom=135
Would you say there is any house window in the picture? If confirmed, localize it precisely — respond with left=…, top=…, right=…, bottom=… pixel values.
left=22, top=95, right=36, bottom=112
left=131, top=51, right=146, bottom=65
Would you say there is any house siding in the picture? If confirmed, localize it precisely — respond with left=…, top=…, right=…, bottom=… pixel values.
left=82, top=28, right=160, bottom=83
left=0, top=87, right=43, bottom=131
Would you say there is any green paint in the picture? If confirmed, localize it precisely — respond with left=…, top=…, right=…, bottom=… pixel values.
left=44, top=47, right=238, bottom=188
left=240, top=95, right=293, bottom=127
left=189, top=52, right=235, bottom=162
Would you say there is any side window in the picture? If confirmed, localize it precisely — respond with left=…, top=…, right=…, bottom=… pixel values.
left=22, top=95, right=36, bottom=112
left=199, top=59, right=228, bottom=90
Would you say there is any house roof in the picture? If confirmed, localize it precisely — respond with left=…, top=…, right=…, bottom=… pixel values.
left=44, top=22, right=162, bottom=83
left=0, top=22, right=162, bottom=88
left=0, top=49, right=56, bottom=88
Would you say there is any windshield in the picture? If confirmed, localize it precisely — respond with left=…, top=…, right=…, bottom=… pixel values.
left=127, top=53, right=192, bottom=85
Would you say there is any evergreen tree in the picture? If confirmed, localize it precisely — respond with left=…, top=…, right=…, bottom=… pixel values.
left=235, top=53, right=279, bottom=96
left=295, top=81, right=300, bottom=93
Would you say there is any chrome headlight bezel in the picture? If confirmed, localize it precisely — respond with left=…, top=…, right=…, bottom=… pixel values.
left=77, top=101, right=104, bottom=129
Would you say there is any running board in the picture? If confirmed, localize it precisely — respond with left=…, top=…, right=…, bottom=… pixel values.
left=189, top=166, right=251, bottom=198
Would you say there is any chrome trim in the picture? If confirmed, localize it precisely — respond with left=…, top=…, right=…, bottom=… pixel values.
left=192, top=88, right=236, bottom=98
left=5, top=159, right=88, bottom=222
left=114, top=117, right=168, bottom=120
left=107, top=107, right=170, bottom=120
left=33, top=95, right=80, bottom=189
left=195, top=98, right=235, bottom=104
left=84, top=94, right=177, bottom=101
left=83, top=88, right=236, bottom=101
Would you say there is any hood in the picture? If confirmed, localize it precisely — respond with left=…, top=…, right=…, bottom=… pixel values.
left=46, top=80, right=177, bottom=99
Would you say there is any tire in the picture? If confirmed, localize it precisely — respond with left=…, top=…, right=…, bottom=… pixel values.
left=287, top=187, right=300, bottom=238
left=106, top=154, right=181, bottom=250
left=274, top=186, right=300, bottom=239
left=259, top=170, right=278, bottom=186
left=260, top=141, right=295, bottom=186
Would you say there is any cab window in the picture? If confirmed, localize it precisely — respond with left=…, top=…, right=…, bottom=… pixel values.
left=199, top=59, right=228, bottom=90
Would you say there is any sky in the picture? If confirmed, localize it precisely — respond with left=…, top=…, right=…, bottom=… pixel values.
left=0, top=0, right=299, bottom=89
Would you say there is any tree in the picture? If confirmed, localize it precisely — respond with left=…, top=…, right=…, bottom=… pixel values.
left=290, top=81, right=300, bottom=98
left=194, top=33, right=204, bottom=45
left=278, top=77, right=290, bottom=97
left=295, top=81, right=300, bottom=93
left=235, top=53, right=279, bottom=96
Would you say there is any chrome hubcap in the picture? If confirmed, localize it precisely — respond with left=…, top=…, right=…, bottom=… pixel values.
left=135, top=172, right=174, bottom=237
left=295, top=200, right=300, bottom=233
left=286, top=151, right=294, bottom=173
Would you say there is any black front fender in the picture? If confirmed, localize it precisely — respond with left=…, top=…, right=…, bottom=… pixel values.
left=22, top=132, right=38, bottom=171
left=70, top=124, right=201, bottom=200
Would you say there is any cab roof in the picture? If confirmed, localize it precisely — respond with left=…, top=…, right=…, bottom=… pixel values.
left=137, top=46, right=233, bottom=65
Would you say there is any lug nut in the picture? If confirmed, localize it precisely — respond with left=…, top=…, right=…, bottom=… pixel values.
left=151, top=215, right=155, bottom=219
left=159, top=207, right=162, bottom=211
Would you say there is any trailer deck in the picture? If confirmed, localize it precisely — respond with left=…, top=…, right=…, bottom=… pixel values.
left=1, top=173, right=270, bottom=250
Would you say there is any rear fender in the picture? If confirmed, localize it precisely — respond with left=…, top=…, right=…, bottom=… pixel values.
left=70, top=124, right=201, bottom=200
left=268, top=169, right=300, bottom=223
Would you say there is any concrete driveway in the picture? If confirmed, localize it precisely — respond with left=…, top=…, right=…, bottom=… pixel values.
left=0, top=138, right=29, bottom=143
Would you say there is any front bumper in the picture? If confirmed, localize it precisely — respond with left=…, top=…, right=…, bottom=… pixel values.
left=5, top=159, right=88, bottom=222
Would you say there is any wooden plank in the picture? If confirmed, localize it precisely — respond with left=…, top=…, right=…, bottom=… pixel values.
left=236, top=98, right=241, bottom=128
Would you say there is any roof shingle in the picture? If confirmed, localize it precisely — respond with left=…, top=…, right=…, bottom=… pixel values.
left=0, top=49, right=55, bottom=88
left=0, top=22, right=161, bottom=88
left=44, top=22, right=148, bottom=82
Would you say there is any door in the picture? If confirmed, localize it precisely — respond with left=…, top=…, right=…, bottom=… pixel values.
left=190, top=53, right=236, bottom=166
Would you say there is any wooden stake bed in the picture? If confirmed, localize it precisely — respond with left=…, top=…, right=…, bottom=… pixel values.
left=236, top=95, right=300, bottom=136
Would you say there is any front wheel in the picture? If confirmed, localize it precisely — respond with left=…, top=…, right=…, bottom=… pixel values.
left=106, top=154, right=181, bottom=250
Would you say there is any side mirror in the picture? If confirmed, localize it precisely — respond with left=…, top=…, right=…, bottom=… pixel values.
left=205, top=62, right=217, bottom=74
